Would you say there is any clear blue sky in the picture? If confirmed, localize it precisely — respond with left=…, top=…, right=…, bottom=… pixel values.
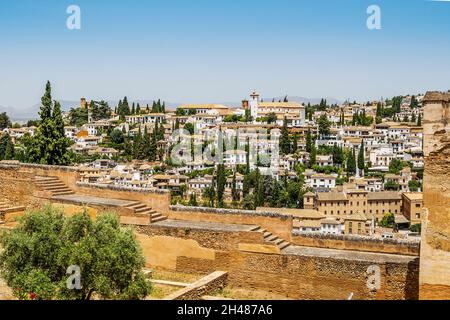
left=0, top=0, right=449, bottom=110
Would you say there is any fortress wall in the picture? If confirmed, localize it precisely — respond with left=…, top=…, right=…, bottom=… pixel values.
left=133, top=224, right=419, bottom=300
left=169, top=206, right=293, bottom=241
left=135, top=225, right=263, bottom=251
left=0, top=163, right=171, bottom=214
left=291, top=233, right=420, bottom=256
left=175, top=249, right=419, bottom=300
left=420, top=94, right=450, bottom=299
left=74, top=183, right=171, bottom=214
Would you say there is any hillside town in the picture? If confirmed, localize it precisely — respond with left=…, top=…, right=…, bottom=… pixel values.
left=0, top=84, right=426, bottom=242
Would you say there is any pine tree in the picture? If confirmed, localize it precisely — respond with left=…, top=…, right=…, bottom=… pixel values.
left=136, top=103, right=141, bottom=115
left=131, top=103, right=135, bottom=115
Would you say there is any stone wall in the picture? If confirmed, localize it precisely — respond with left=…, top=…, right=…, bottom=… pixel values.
left=175, top=249, right=419, bottom=300
left=169, top=205, right=293, bottom=241
left=0, top=163, right=171, bottom=214
left=420, top=92, right=450, bottom=299
left=291, top=232, right=420, bottom=256
left=136, top=224, right=263, bottom=251
left=164, top=271, right=228, bottom=300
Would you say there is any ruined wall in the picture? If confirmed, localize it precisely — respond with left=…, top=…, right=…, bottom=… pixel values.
left=420, top=93, right=450, bottom=299
left=169, top=206, right=293, bottom=241
left=291, top=233, right=420, bottom=256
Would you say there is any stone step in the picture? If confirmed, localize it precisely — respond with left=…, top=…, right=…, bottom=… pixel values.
left=35, top=176, right=59, bottom=181
left=52, top=191, right=75, bottom=196
left=135, top=207, right=151, bottom=213
left=151, top=216, right=167, bottom=223
left=44, top=185, right=70, bottom=191
left=250, top=226, right=262, bottom=232
left=263, top=232, right=272, bottom=238
left=0, top=206, right=25, bottom=212
left=50, top=188, right=73, bottom=193
left=272, top=238, right=284, bottom=245
left=151, top=213, right=162, bottom=219
left=278, top=241, right=291, bottom=250
left=125, top=203, right=145, bottom=210
left=267, top=235, right=278, bottom=242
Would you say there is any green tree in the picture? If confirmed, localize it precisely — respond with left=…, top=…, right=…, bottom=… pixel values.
left=0, top=112, right=12, bottom=130
left=279, top=117, right=291, bottom=155
left=380, top=212, right=395, bottom=228
left=266, top=112, right=277, bottom=124
left=306, top=129, right=313, bottom=153
left=409, top=224, right=421, bottom=233
left=346, top=148, right=356, bottom=176
left=318, top=114, right=331, bottom=137
left=216, top=164, right=226, bottom=208
left=309, top=144, right=317, bottom=168
left=109, top=129, right=125, bottom=145
left=357, top=141, right=365, bottom=173
left=188, top=193, right=198, bottom=206
left=408, top=180, right=421, bottom=192
left=0, top=205, right=151, bottom=300
left=0, top=133, right=14, bottom=160
left=417, top=114, right=422, bottom=126
left=231, top=172, right=240, bottom=203
left=26, top=82, right=71, bottom=165
left=384, top=180, right=400, bottom=191
left=292, top=133, right=299, bottom=154
left=69, top=107, right=88, bottom=127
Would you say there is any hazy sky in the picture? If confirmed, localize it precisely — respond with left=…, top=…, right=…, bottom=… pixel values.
left=1, top=0, right=450, bottom=110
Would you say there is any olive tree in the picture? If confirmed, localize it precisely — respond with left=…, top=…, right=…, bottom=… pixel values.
left=0, top=204, right=151, bottom=300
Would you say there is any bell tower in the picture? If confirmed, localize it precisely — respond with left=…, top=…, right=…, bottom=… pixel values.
left=249, top=91, right=260, bottom=120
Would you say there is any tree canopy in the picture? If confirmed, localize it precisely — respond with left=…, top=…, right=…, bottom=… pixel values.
left=0, top=205, right=151, bottom=300
left=25, top=81, right=71, bottom=165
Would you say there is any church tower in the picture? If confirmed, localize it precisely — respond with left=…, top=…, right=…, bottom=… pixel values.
left=249, top=91, right=260, bottom=120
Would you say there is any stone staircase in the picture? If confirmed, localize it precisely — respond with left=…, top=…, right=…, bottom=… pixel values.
left=0, top=200, right=25, bottom=224
left=35, top=176, right=75, bottom=197
left=252, top=226, right=291, bottom=251
left=124, top=202, right=167, bottom=223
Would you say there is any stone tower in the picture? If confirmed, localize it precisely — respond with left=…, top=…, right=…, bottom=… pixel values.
left=249, top=91, right=260, bottom=120
left=419, top=91, right=450, bottom=299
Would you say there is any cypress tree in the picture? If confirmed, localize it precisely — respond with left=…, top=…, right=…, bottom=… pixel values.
left=280, top=117, right=290, bottom=155
left=26, top=81, right=70, bottom=165
left=358, top=140, right=365, bottom=173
